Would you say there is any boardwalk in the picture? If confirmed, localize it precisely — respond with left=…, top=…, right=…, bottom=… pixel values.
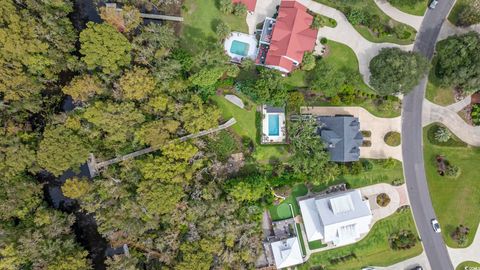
left=88, top=118, right=236, bottom=177
left=140, top=13, right=184, bottom=22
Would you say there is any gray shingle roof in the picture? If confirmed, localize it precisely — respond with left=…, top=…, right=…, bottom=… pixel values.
left=316, top=116, right=363, bottom=162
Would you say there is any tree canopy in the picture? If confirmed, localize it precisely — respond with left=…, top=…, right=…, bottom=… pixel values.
left=434, top=32, right=480, bottom=93
left=369, top=48, right=428, bottom=95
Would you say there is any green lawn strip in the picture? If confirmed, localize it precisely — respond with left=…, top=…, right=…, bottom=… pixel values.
left=181, top=0, right=247, bottom=52
left=211, top=95, right=288, bottom=163
left=425, top=62, right=456, bottom=106
left=269, top=184, right=308, bottom=221
left=448, top=0, right=472, bottom=25
left=314, top=0, right=416, bottom=45
left=456, top=261, right=480, bottom=270
left=299, top=210, right=423, bottom=270
left=309, top=240, right=328, bottom=250
left=423, top=124, right=480, bottom=247
left=311, top=159, right=404, bottom=192
left=296, top=223, right=307, bottom=256
left=386, top=0, right=428, bottom=16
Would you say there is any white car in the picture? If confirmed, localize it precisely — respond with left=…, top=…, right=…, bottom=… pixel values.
left=431, top=219, right=441, bottom=233
left=429, top=0, right=439, bottom=9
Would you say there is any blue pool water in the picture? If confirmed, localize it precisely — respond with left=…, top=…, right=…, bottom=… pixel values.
left=268, top=114, right=280, bottom=136
left=230, top=40, right=249, bottom=56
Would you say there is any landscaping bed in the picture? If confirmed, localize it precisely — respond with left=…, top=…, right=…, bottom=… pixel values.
left=456, top=261, right=480, bottom=270
left=424, top=124, right=480, bottom=247
left=299, top=210, right=422, bottom=270
left=314, top=0, right=417, bottom=44
left=448, top=0, right=480, bottom=26
left=384, top=131, right=401, bottom=146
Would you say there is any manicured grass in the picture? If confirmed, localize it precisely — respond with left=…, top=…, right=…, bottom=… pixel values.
left=312, top=159, right=404, bottom=192
left=456, top=261, right=480, bottom=270
left=296, top=223, right=307, bottom=256
left=314, top=0, right=417, bottom=45
left=426, top=63, right=456, bottom=106
left=284, top=69, right=308, bottom=89
left=424, top=124, right=480, bottom=247
left=309, top=240, right=328, bottom=250
left=387, top=0, right=428, bottom=16
left=299, top=210, right=423, bottom=270
left=384, top=131, right=401, bottom=146
left=269, top=184, right=308, bottom=221
left=211, top=95, right=288, bottom=163
left=181, top=0, right=248, bottom=52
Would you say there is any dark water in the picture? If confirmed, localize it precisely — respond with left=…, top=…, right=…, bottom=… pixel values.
left=39, top=163, right=109, bottom=270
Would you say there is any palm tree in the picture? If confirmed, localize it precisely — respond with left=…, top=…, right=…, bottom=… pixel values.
left=435, top=126, right=451, bottom=142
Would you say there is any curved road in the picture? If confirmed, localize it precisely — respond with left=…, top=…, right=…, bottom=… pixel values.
left=402, top=1, right=456, bottom=270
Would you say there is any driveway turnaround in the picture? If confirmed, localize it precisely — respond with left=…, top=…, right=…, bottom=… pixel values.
left=301, top=106, right=403, bottom=160
left=245, top=0, right=281, bottom=34
left=358, top=183, right=409, bottom=223
left=448, top=224, right=480, bottom=268
left=401, top=0, right=457, bottom=269
left=296, top=0, right=413, bottom=84
left=373, top=0, right=424, bottom=30
left=423, top=99, right=480, bottom=146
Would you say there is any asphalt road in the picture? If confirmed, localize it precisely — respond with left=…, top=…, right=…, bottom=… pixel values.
left=402, top=1, right=456, bottom=270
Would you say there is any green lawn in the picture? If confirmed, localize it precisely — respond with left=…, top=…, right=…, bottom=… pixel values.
left=424, top=124, right=480, bottom=247
left=211, top=95, right=288, bottom=163
left=296, top=223, right=307, bottom=256
left=425, top=63, right=456, bottom=106
left=456, top=261, right=480, bottom=270
left=387, top=0, right=428, bottom=16
left=181, top=0, right=248, bottom=52
left=269, top=184, right=308, bottom=221
left=311, top=159, right=405, bottom=192
left=299, top=210, right=423, bottom=270
left=314, top=0, right=417, bottom=45
left=309, top=240, right=328, bottom=250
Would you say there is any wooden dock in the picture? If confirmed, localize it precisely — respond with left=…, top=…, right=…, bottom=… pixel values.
left=140, top=13, right=183, bottom=22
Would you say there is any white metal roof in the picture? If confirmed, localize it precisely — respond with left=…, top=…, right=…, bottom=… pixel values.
left=330, top=194, right=355, bottom=215
left=270, top=237, right=304, bottom=269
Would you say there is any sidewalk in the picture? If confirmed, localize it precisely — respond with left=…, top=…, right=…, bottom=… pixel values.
left=374, top=0, right=424, bottom=30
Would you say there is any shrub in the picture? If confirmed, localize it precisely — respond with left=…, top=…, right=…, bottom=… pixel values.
left=451, top=225, right=470, bottom=246
left=311, top=14, right=324, bottom=29
left=376, top=193, right=391, bottom=207
left=320, top=37, right=328, bottom=44
left=347, top=8, right=369, bottom=25
left=389, top=230, right=417, bottom=250
left=392, top=178, right=405, bottom=186
left=233, top=3, right=247, bottom=16
left=384, top=131, right=401, bottom=146
left=218, top=0, right=233, bottom=13
left=215, top=21, right=231, bottom=40
left=349, top=161, right=363, bottom=175
left=434, top=126, right=451, bottom=142
left=361, top=130, right=371, bottom=137
left=445, top=164, right=460, bottom=178
left=301, top=52, right=316, bottom=71
left=381, top=158, right=397, bottom=169
left=361, top=159, right=374, bottom=171
left=457, top=5, right=480, bottom=27
left=472, top=104, right=480, bottom=126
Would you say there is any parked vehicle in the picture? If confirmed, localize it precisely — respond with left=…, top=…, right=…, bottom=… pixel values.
left=431, top=219, right=441, bottom=233
left=429, top=0, right=439, bottom=9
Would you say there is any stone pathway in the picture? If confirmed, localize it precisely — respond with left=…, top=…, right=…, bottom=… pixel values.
left=373, top=0, right=424, bottom=30
left=437, top=21, right=480, bottom=41
left=301, top=106, right=403, bottom=161
left=296, top=0, right=413, bottom=84
left=245, top=0, right=281, bottom=35
left=422, top=98, right=480, bottom=146
left=447, top=223, right=480, bottom=268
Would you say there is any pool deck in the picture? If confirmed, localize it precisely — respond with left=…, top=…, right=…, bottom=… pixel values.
left=224, top=32, right=258, bottom=62
left=261, top=105, right=286, bottom=144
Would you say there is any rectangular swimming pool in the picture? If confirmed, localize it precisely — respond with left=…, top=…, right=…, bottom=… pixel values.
left=268, top=114, right=280, bottom=136
left=230, top=40, right=249, bottom=56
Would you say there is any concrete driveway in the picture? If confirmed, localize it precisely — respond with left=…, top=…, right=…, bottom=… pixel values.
left=245, top=0, right=281, bottom=34
left=358, top=183, right=409, bottom=223
left=301, top=106, right=403, bottom=161
left=374, top=0, right=424, bottom=30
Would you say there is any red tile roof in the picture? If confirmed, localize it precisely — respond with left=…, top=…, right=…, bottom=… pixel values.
left=232, top=0, right=257, bottom=12
left=265, top=0, right=318, bottom=73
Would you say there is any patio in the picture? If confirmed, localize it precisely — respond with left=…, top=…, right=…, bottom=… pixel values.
left=224, top=32, right=258, bottom=62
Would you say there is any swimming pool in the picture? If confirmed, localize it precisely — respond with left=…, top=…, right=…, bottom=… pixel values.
left=268, top=114, right=280, bottom=136
left=230, top=40, right=249, bottom=56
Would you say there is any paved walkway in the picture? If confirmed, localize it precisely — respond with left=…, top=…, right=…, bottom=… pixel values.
left=301, top=106, right=403, bottom=160
left=245, top=0, right=281, bottom=35
left=358, top=183, right=409, bottom=223
left=422, top=99, right=480, bottom=146
left=375, top=251, right=431, bottom=270
left=448, top=224, right=480, bottom=268
left=296, top=0, right=413, bottom=84
left=437, top=21, right=480, bottom=41
left=373, top=0, right=424, bottom=30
